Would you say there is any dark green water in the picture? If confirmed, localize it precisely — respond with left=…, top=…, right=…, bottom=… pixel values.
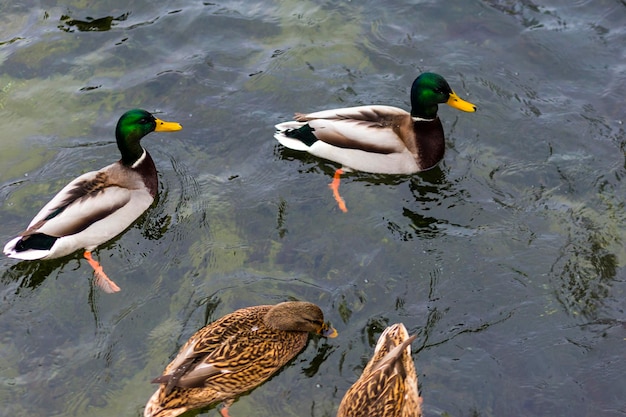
left=1, top=1, right=625, bottom=416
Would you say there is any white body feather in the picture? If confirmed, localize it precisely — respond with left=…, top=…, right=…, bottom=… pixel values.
left=3, top=162, right=154, bottom=260
left=274, top=105, right=423, bottom=175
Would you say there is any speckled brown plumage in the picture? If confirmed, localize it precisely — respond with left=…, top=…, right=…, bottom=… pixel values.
left=144, top=301, right=337, bottom=417
left=337, top=323, right=422, bottom=417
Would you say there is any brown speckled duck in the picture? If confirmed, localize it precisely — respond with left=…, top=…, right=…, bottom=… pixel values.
left=3, top=109, right=182, bottom=292
left=336, top=323, right=422, bottom=417
left=144, top=301, right=338, bottom=417
left=274, top=72, right=476, bottom=212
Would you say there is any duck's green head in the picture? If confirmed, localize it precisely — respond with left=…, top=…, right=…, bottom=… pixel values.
left=116, top=109, right=182, bottom=166
left=410, top=73, right=476, bottom=119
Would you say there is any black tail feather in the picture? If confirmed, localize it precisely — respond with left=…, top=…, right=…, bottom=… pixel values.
left=284, top=124, right=318, bottom=147
left=14, top=234, right=57, bottom=252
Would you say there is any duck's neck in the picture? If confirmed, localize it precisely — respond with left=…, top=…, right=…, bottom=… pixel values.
left=411, top=115, right=435, bottom=122
left=413, top=118, right=445, bottom=170
left=411, top=108, right=438, bottom=120
left=136, top=151, right=158, bottom=197
left=410, top=94, right=440, bottom=120
left=117, top=134, right=145, bottom=166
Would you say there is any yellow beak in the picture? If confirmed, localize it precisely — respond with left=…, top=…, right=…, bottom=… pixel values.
left=446, top=91, right=477, bottom=112
left=154, top=118, right=183, bottom=132
left=320, top=323, right=339, bottom=338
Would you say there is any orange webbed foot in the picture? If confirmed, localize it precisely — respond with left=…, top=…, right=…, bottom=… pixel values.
left=329, top=168, right=348, bottom=213
left=218, top=402, right=233, bottom=417
left=83, top=250, right=121, bottom=293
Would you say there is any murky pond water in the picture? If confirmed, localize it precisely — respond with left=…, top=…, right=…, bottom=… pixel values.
left=1, top=1, right=625, bottom=416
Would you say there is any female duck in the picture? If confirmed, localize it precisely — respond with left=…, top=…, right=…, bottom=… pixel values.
left=145, top=301, right=338, bottom=417
left=3, top=109, right=182, bottom=292
left=274, top=72, right=476, bottom=211
left=337, top=323, right=422, bottom=417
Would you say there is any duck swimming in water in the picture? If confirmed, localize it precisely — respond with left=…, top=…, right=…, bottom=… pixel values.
left=274, top=72, right=476, bottom=212
left=144, top=301, right=338, bottom=417
left=3, top=109, right=182, bottom=292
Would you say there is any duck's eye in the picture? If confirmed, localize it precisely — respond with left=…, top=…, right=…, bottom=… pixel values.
left=308, top=318, right=324, bottom=326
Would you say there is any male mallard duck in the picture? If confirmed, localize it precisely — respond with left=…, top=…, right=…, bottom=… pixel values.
left=337, top=323, right=422, bottom=417
left=3, top=109, right=182, bottom=292
left=144, top=301, right=338, bottom=417
left=274, top=72, right=476, bottom=212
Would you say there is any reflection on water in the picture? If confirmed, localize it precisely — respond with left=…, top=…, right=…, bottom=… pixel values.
left=1, top=0, right=626, bottom=416
left=549, top=203, right=622, bottom=319
left=59, top=13, right=130, bottom=33
left=2, top=259, right=61, bottom=292
left=390, top=169, right=474, bottom=241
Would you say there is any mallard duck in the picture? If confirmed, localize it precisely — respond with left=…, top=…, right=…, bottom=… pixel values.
left=274, top=72, right=476, bottom=212
left=144, top=301, right=338, bottom=417
left=3, top=109, right=182, bottom=292
left=336, top=323, right=422, bottom=417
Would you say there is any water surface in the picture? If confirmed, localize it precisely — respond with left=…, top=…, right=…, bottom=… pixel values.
left=1, top=1, right=625, bottom=416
